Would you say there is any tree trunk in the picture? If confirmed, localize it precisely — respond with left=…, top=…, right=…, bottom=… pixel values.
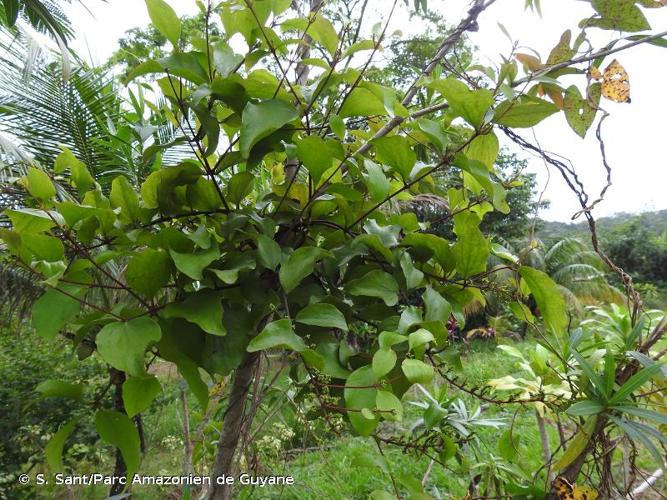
left=208, top=352, right=259, bottom=500
left=535, top=409, right=553, bottom=484
left=109, top=368, right=127, bottom=497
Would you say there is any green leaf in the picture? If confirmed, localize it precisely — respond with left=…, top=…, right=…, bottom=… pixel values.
left=35, top=380, right=84, bottom=400
left=423, top=287, right=452, bottom=323
left=347, top=270, right=399, bottom=306
left=588, top=0, right=650, bottom=32
left=96, top=317, right=162, bottom=376
left=519, top=267, right=567, bottom=337
left=399, top=252, right=424, bottom=290
left=615, top=405, right=667, bottom=426
left=372, top=135, right=416, bottom=181
left=452, top=212, right=489, bottom=277
left=145, top=0, right=181, bottom=47
left=345, top=366, right=379, bottom=436
left=566, top=400, right=605, bottom=416
left=429, top=78, right=493, bottom=127
left=122, top=375, right=161, bottom=418
left=330, top=115, right=345, bottom=140
left=110, top=176, right=141, bottom=223
left=163, top=289, right=225, bottom=336
left=379, top=331, right=408, bottom=350
left=25, top=167, right=56, bottom=201
left=439, top=436, right=458, bottom=462
left=256, top=234, right=281, bottom=270
left=408, top=329, right=435, bottom=352
left=45, top=419, right=78, bottom=472
left=54, top=147, right=94, bottom=194
left=282, top=15, right=338, bottom=56
left=3, top=0, right=20, bottom=27
left=340, top=88, right=386, bottom=118
left=572, top=351, right=608, bottom=400
left=295, top=303, right=348, bottom=331
left=227, top=172, right=254, bottom=205
left=553, top=417, right=597, bottom=470
left=296, top=136, right=339, bottom=184
left=376, top=390, right=403, bottom=422
left=213, top=42, right=243, bottom=78
left=494, top=96, right=559, bottom=128
left=247, top=319, right=306, bottom=352
left=372, top=348, right=397, bottom=378
left=401, top=359, right=434, bottom=384
left=610, top=363, right=665, bottom=405
left=279, top=246, right=330, bottom=293
left=32, top=288, right=81, bottom=340
left=465, top=133, right=499, bottom=170
left=170, top=245, right=220, bottom=280
left=5, top=208, right=56, bottom=233
left=564, top=84, right=600, bottom=138
left=498, top=429, right=519, bottom=461
left=126, top=249, right=172, bottom=297
left=95, top=410, right=141, bottom=479
left=364, top=159, right=391, bottom=202
left=240, top=99, right=298, bottom=158
left=546, top=30, right=574, bottom=65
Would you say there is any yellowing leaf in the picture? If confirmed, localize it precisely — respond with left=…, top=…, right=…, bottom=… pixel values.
left=515, top=53, right=543, bottom=72
left=600, top=59, right=631, bottom=103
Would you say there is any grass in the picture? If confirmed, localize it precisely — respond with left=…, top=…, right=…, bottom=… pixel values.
left=5, top=332, right=665, bottom=499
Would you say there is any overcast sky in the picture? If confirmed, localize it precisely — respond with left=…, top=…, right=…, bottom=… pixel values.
left=64, top=0, right=667, bottom=222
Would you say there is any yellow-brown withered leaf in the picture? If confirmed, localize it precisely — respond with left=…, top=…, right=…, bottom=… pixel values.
left=553, top=476, right=598, bottom=500
left=587, top=66, right=602, bottom=80
left=601, top=59, right=631, bottom=103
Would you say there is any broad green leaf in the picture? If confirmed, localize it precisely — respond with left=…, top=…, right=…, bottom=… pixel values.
left=399, top=252, right=424, bottom=290
left=240, top=99, right=298, bottom=158
left=227, top=172, right=254, bottom=205
left=110, top=176, right=141, bottom=223
left=401, top=359, right=434, bottom=384
left=295, top=303, right=348, bottom=331
left=372, top=135, right=416, bottom=181
left=122, top=375, right=161, bottom=418
left=494, top=96, right=559, bottom=128
left=210, top=253, right=256, bottom=284
left=429, top=78, right=493, bottom=127
left=256, top=234, right=281, bottom=270
left=279, top=246, right=330, bottom=293
left=588, top=0, right=650, bottom=32
left=564, top=84, right=600, bottom=138
left=170, top=245, right=220, bottom=280
left=465, top=133, right=499, bottom=170
left=36, top=380, right=83, bottom=400
left=347, top=270, right=399, bottom=306
left=145, top=0, right=181, bottom=47
left=566, top=400, right=605, bottom=416
left=247, top=319, right=306, bottom=352
left=452, top=212, right=489, bottom=277
left=408, top=329, right=435, bottom=352
left=372, top=348, right=397, bottom=378
left=573, top=351, right=608, bottom=400
left=96, top=317, right=162, bottom=376
left=45, top=419, right=78, bottom=472
left=330, top=114, right=345, bottom=140
left=376, top=390, right=403, bottom=422
left=546, top=30, right=574, bottom=65
left=282, top=15, right=338, bottom=56
left=344, top=366, right=379, bottom=436
left=379, top=331, right=408, bottom=349
left=340, top=88, right=386, bottom=118
left=424, top=402, right=446, bottom=429
left=126, top=249, right=172, bottom=297
left=5, top=208, right=56, bottom=233
left=54, top=147, right=94, bottom=194
left=423, top=287, right=452, bottom=323
left=162, top=289, right=225, bottom=336
left=519, top=267, right=567, bottom=337
left=296, top=136, right=340, bottom=184
left=95, top=410, right=141, bottom=479
left=25, top=167, right=56, bottom=201
left=498, top=429, right=519, bottom=461
left=364, top=159, right=391, bottom=202
left=553, top=417, right=597, bottom=470
left=32, top=288, right=81, bottom=340
left=213, top=42, right=243, bottom=78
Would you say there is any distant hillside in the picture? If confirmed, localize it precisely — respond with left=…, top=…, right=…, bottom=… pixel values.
left=537, top=209, right=667, bottom=241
